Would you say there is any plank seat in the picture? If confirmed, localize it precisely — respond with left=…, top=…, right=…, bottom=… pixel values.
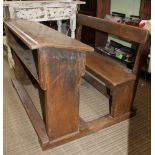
left=86, top=52, right=136, bottom=88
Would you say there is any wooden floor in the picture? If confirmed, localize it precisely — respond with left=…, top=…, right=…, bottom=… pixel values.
left=3, top=50, right=151, bottom=155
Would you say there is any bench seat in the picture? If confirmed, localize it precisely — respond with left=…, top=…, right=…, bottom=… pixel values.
left=86, top=52, right=136, bottom=88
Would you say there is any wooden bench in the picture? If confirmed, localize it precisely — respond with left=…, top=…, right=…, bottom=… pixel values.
left=77, top=13, right=150, bottom=117
left=4, top=16, right=150, bottom=150
left=4, top=18, right=94, bottom=149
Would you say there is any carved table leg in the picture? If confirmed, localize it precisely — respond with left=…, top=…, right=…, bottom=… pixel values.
left=57, top=20, right=62, bottom=32
left=38, top=48, right=85, bottom=139
left=70, top=14, right=76, bottom=39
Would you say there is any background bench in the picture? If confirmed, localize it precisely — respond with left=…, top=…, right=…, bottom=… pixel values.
left=76, top=13, right=150, bottom=117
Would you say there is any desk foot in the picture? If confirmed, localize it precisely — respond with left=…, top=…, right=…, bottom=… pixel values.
left=12, top=78, right=136, bottom=150
left=42, top=111, right=136, bottom=150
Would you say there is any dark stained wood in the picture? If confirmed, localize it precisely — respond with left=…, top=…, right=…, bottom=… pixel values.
left=4, top=18, right=94, bottom=52
left=78, top=0, right=97, bottom=45
left=79, top=0, right=97, bottom=16
left=77, top=14, right=149, bottom=44
left=13, top=49, right=39, bottom=82
left=95, top=0, right=151, bottom=46
left=38, top=48, right=86, bottom=139
left=5, top=1, right=150, bottom=149
left=76, top=24, right=82, bottom=42
left=7, top=29, right=39, bottom=83
left=80, top=0, right=150, bottom=47
left=130, top=35, right=151, bottom=107
left=77, top=13, right=150, bottom=78
left=76, top=13, right=150, bottom=121
left=11, top=77, right=136, bottom=150
left=12, top=51, right=32, bottom=84
left=133, top=35, right=151, bottom=76
left=5, top=26, right=31, bottom=84
left=95, top=0, right=111, bottom=47
left=78, top=0, right=111, bottom=46
left=12, top=75, right=133, bottom=150
left=5, top=17, right=149, bottom=150
left=5, top=19, right=96, bottom=149
left=9, top=77, right=136, bottom=150
left=111, top=80, right=136, bottom=117
left=86, top=52, right=136, bottom=88
left=96, top=0, right=111, bottom=18
left=43, top=111, right=135, bottom=150
left=139, top=0, right=151, bottom=20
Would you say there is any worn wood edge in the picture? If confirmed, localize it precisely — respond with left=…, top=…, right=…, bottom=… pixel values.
left=77, top=13, right=149, bottom=44
left=11, top=78, right=49, bottom=146
left=4, top=20, right=94, bottom=52
left=86, top=66, right=136, bottom=88
left=42, top=111, right=135, bottom=150
left=4, top=21, right=39, bottom=50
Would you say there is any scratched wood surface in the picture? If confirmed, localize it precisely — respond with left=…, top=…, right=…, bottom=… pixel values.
left=4, top=19, right=96, bottom=148
left=4, top=18, right=94, bottom=52
left=38, top=48, right=86, bottom=139
left=77, top=14, right=149, bottom=44
left=4, top=16, right=150, bottom=150
left=86, top=52, right=136, bottom=88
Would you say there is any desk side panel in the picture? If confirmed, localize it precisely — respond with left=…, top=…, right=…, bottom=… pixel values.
left=38, top=48, right=86, bottom=139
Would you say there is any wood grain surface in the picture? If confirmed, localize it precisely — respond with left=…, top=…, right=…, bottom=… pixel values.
left=77, top=13, right=149, bottom=44
left=86, top=52, right=136, bottom=88
left=4, top=18, right=94, bottom=52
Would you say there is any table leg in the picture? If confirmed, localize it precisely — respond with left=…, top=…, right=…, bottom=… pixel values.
left=38, top=48, right=85, bottom=139
left=57, top=20, right=62, bottom=32
left=70, top=14, right=76, bottom=39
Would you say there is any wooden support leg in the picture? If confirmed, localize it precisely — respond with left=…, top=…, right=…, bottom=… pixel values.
left=110, top=80, right=136, bottom=117
left=70, top=14, right=76, bottom=39
left=95, top=0, right=111, bottom=47
left=38, top=48, right=85, bottom=139
left=57, top=20, right=62, bottom=32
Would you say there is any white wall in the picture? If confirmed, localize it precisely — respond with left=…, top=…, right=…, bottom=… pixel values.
left=111, top=0, right=140, bottom=16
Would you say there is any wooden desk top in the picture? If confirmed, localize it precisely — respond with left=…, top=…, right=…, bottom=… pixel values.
left=4, top=18, right=94, bottom=52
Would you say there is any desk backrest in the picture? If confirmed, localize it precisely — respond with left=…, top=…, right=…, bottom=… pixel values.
left=76, top=13, right=150, bottom=76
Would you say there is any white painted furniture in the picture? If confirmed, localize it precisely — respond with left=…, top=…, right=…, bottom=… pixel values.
left=3, top=0, right=85, bottom=68
left=4, top=0, right=85, bottom=38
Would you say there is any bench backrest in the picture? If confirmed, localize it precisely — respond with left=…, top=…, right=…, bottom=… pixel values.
left=76, top=13, right=150, bottom=76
